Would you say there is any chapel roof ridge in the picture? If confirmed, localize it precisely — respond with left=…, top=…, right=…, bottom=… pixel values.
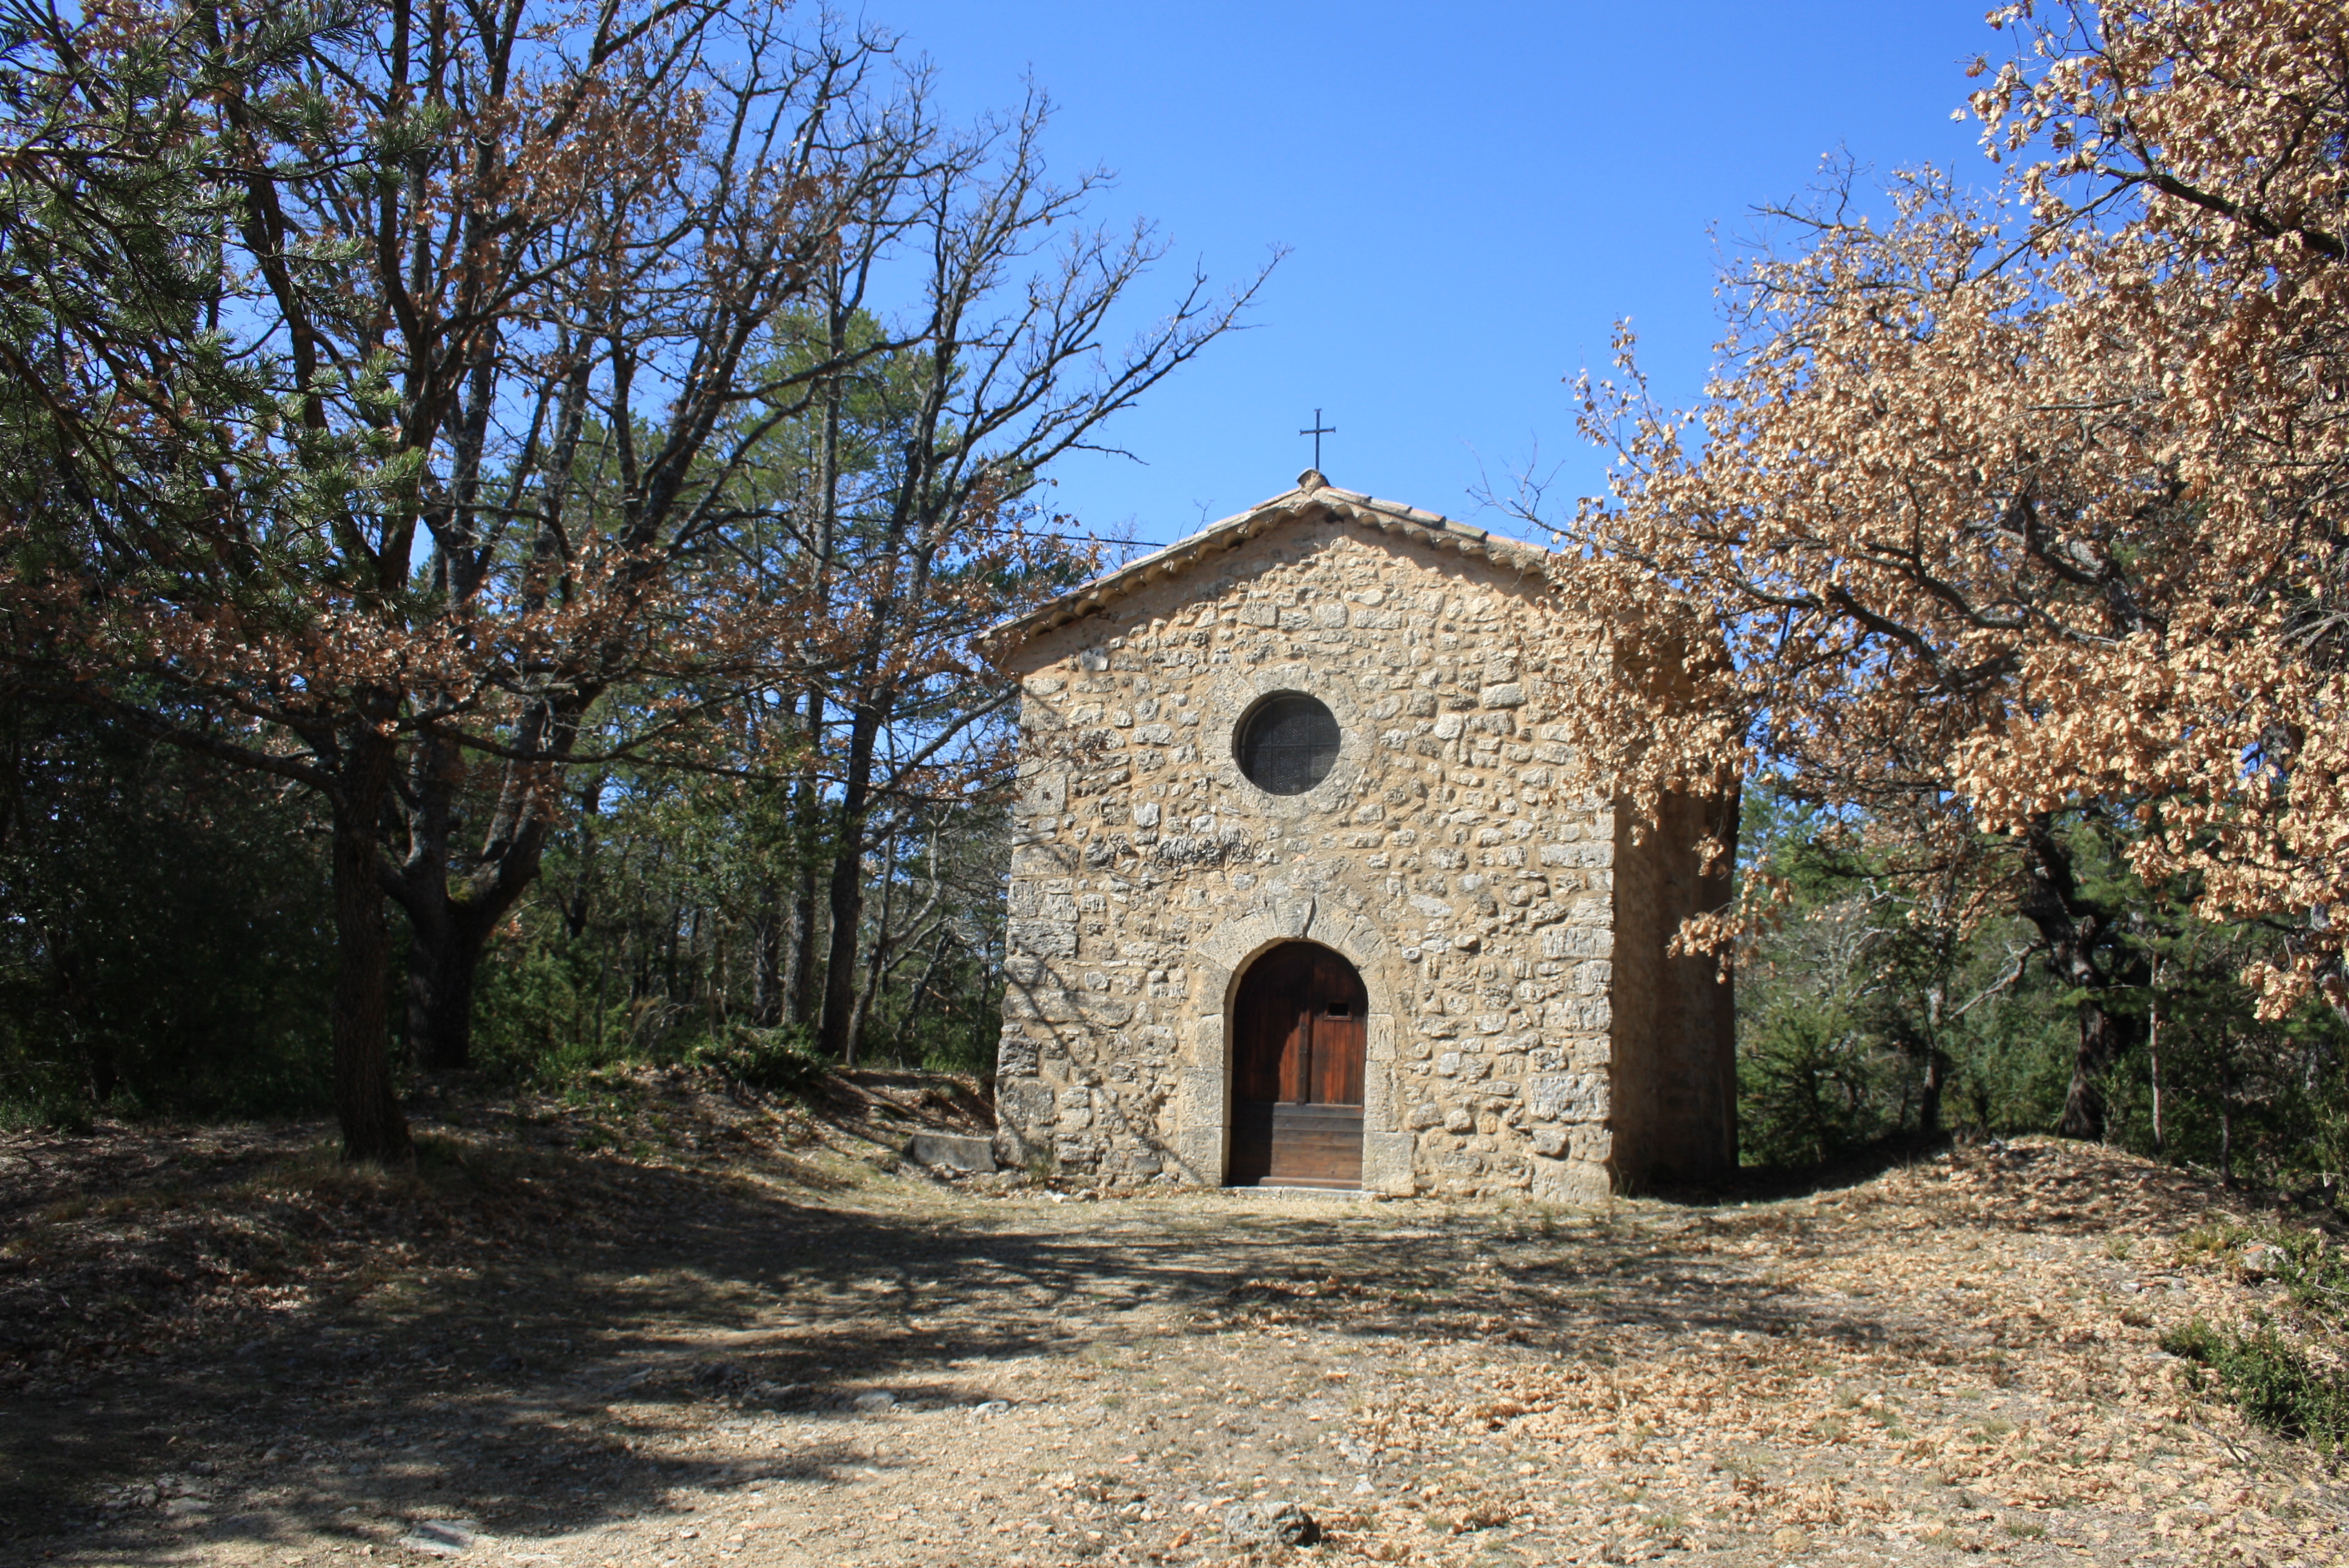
left=978, top=468, right=1551, bottom=660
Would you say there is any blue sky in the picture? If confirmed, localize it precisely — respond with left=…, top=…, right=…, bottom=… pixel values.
left=862, top=2, right=2006, bottom=550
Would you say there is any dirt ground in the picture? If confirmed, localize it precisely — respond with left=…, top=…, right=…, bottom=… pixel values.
left=3, top=1072, right=2346, bottom=1568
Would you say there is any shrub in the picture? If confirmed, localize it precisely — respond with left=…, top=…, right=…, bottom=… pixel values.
left=692, top=1025, right=831, bottom=1097
left=2162, top=1315, right=2349, bottom=1452
left=1738, top=999, right=1899, bottom=1166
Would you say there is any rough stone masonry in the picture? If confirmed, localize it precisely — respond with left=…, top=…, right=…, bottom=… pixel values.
left=977, top=471, right=1735, bottom=1200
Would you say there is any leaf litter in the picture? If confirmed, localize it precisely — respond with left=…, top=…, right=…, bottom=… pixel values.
left=1316, top=1142, right=2349, bottom=1565
left=4, top=1088, right=2346, bottom=1568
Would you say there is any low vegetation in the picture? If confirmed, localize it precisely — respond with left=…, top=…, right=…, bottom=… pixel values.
left=2160, top=1224, right=2349, bottom=1455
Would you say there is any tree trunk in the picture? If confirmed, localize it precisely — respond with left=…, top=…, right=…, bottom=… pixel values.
left=665, top=902, right=682, bottom=999
left=331, top=711, right=411, bottom=1165
left=2321, top=968, right=2349, bottom=1033
left=752, top=882, right=784, bottom=1028
left=2219, top=1038, right=2235, bottom=1184
left=2059, top=993, right=2132, bottom=1141
left=787, top=855, right=822, bottom=1026
left=87, top=1040, right=117, bottom=1108
left=820, top=843, right=867, bottom=1067
left=2016, top=815, right=2140, bottom=1141
left=789, top=308, right=843, bottom=1037
left=405, top=907, right=495, bottom=1073
left=561, top=775, right=601, bottom=942
left=846, top=833, right=902, bottom=1063
left=1918, top=1045, right=1949, bottom=1139
left=709, top=912, right=727, bottom=1034
left=974, top=962, right=998, bottom=1075
left=899, top=925, right=955, bottom=1048
left=817, top=701, right=882, bottom=1065
left=1914, top=985, right=1947, bottom=1139
left=389, top=726, right=553, bottom=1073
left=846, top=952, right=881, bottom=1063
left=52, top=952, right=115, bottom=1105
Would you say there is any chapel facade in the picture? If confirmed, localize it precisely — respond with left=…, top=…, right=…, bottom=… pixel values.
left=978, top=471, right=1736, bottom=1200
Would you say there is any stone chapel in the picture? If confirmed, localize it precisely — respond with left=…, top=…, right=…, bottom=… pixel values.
left=977, top=470, right=1737, bottom=1202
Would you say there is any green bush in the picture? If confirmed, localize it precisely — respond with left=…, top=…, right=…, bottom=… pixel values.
left=1738, top=999, right=1900, bottom=1167
left=2161, top=1315, right=2349, bottom=1452
left=468, top=927, right=643, bottom=1086
left=691, top=1024, right=831, bottom=1096
left=2163, top=1226, right=2349, bottom=1453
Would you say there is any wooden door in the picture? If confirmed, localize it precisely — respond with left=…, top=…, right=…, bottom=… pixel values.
left=1227, top=942, right=1367, bottom=1189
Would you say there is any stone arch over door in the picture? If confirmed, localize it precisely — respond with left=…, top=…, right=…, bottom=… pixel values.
left=1173, top=892, right=1414, bottom=1194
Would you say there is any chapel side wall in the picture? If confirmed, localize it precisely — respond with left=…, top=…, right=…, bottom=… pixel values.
left=1657, top=786, right=1738, bottom=1182
left=989, top=517, right=1620, bottom=1200
left=1608, top=788, right=1739, bottom=1189
left=1607, top=802, right=1666, bottom=1189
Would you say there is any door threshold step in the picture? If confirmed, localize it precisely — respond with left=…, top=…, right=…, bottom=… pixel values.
left=1225, top=1184, right=1378, bottom=1201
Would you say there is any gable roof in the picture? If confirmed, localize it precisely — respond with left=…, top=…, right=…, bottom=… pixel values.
left=977, top=469, right=1552, bottom=661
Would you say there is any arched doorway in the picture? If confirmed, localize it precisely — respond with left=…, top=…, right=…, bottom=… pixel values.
left=1228, top=942, right=1366, bottom=1189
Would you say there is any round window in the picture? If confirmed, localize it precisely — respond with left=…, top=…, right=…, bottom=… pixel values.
left=1235, top=692, right=1340, bottom=796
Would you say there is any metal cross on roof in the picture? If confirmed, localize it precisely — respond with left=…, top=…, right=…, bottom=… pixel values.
left=1298, top=408, right=1335, bottom=471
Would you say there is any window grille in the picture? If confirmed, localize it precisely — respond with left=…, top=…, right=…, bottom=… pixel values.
left=1235, top=693, right=1340, bottom=796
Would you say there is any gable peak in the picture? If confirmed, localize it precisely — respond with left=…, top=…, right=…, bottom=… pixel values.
left=978, top=475, right=1550, bottom=661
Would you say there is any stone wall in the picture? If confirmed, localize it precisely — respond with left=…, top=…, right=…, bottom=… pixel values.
left=1646, top=787, right=1741, bottom=1185
left=991, top=505, right=1727, bottom=1199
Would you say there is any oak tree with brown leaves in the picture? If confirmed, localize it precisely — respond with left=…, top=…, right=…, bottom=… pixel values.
left=1521, top=0, right=2349, bottom=1139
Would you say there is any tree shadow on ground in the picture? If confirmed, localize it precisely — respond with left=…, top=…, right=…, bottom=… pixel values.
left=1636, top=1131, right=1953, bottom=1209
left=2, top=1122, right=2245, bottom=1565
left=7, top=1140, right=1491, bottom=1558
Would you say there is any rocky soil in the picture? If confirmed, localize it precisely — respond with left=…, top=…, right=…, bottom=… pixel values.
left=2, top=1074, right=2344, bottom=1567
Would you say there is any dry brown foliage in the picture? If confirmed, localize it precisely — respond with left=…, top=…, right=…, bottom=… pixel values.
left=1333, top=1143, right=2345, bottom=1565
left=1532, top=0, right=2349, bottom=1022
left=8, top=1095, right=2348, bottom=1566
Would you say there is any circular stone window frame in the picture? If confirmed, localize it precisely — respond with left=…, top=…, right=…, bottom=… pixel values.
left=1205, top=663, right=1366, bottom=824
left=1230, top=689, right=1345, bottom=798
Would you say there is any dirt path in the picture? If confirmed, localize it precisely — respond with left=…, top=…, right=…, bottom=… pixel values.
left=3, top=1095, right=2345, bottom=1567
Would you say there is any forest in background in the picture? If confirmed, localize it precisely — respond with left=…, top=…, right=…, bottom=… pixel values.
left=0, top=695, right=1019, bottom=1126
left=1733, top=784, right=2349, bottom=1185
left=13, top=701, right=2344, bottom=1195
left=0, top=0, right=1261, bottom=1158
left=2, top=0, right=2347, bottom=1201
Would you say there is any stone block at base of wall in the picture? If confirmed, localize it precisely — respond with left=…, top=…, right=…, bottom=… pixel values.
left=1173, top=1123, right=1225, bottom=1186
left=1530, top=1153, right=1612, bottom=1208
left=1361, top=1130, right=1416, bottom=1196
left=908, top=1133, right=998, bottom=1172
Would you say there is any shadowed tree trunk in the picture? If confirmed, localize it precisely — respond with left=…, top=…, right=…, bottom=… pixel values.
left=329, top=706, right=413, bottom=1163
left=898, top=923, right=955, bottom=1048
left=817, top=698, right=882, bottom=1065
left=2219, top=1038, right=2235, bottom=1184
left=389, top=726, right=556, bottom=1072
left=2016, top=815, right=2144, bottom=1141
left=751, top=882, right=786, bottom=1027
left=405, top=919, right=490, bottom=1072
left=786, top=686, right=827, bottom=1028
